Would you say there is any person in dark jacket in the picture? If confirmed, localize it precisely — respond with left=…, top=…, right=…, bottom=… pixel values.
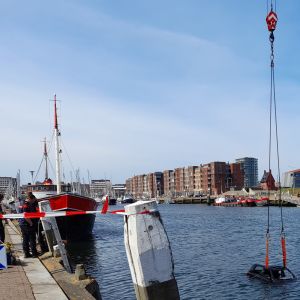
left=0, top=200, right=5, bottom=243
left=19, top=194, right=38, bottom=258
left=28, top=193, right=48, bottom=253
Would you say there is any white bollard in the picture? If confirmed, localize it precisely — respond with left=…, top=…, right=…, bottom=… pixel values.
left=124, top=200, right=180, bottom=300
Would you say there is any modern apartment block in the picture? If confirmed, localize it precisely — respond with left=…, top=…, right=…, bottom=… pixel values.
left=152, top=172, right=163, bottom=197
left=112, top=184, right=126, bottom=198
left=187, top=166, right=198, bottom=195
left=163, top=170, right=175, bottom=196
left=0, top=177, right=17, bottom=196
left=194, top=166, right=201, bottom=194
left=90, top=179, right=111, bottom=198
left=125, top=172, right=163, bottom=199
left=125, top=178, right=132, bottom=194
left=283, top=169, right=300, bottom=188
left=174, top=168, right=185, bottom=196
left=235, top=157, right=258, bottom=188
left=200, top=162, right=227, bottom=195
left=125, top=160, right=247, bottom=197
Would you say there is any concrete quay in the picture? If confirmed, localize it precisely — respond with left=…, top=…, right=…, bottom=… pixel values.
left=158, top=196, right=215, bottom=204
left=1, top=220, right=67, bottom=299
left=159, top=195, right=300, bottom=206
left=1, top=220, right=101, bottom=300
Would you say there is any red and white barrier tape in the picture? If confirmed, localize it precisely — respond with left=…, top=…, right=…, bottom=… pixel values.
left=0, top=209, right=157, bottom=220
left=0, top=197, right=157, bottom=219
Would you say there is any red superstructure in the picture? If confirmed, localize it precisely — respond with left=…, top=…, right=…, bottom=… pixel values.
left=49, top=193, right=97, bottom=212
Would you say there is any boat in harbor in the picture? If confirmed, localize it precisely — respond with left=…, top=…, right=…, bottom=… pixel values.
left=27, top=95, right=97, bottom=241
left=215, top=196, right=226, bottom=204
left=100, top=195, right=116, bottom=205
left=255, top=197, right=269, bottom=207
left=121, top=195, right=135, bottom=204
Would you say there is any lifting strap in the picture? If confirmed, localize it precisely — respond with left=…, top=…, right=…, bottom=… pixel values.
left=265, top=0, right=288, bottom=269
left=281, top=233, right=287, bottom=268
left=265, top=233, right=270, bottom=269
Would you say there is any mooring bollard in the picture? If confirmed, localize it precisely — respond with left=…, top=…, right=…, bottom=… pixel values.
left=75, top=264, right=87, bottom=281
left=124, top=200, right=180, bottom=300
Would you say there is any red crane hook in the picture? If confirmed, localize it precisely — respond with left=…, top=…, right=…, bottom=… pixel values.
left=266, top=10, right=278, bottom=32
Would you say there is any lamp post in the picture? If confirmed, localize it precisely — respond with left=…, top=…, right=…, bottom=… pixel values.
left=29, top=171, right=35, bottom=184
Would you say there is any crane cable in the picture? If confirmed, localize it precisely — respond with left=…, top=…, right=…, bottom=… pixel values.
left=265, top=0, right=287, bottom=269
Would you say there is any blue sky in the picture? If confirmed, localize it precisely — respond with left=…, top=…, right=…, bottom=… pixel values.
left=0, top=0, right=299, bottom=184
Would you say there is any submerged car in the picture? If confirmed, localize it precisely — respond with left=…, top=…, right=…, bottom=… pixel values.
left=247, top=264, right=296, bottom=282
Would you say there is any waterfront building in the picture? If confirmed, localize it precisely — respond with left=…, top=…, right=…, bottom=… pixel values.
left=228, top=163, right=244, bottom=190
left=125, top=158, right=252, bottom=197
left=187, top=166, right=198, bottom=196
left=152, top=172, right=163, bottom=197
left=112, top=184, right=126, bottom=198
left=235, top=157, right=258, bottom=188
left=90, top=179, right=111, bottom=198
left=146, top=173, right=154, bottom=198
left=210, top=162, right=227, bottom=195
left=125, top=178, right=132, bottom=194
left=0, top=177, right=17, bottom=197
left=131, top=176, right=139, bottom=198
left=163, top=170, right=175, bottom=196
left=142, top=175, right=148, bottom=196
left=136, top=174, right=145, bottom=198
left=260, top=170, right=277, bottom=190
left=199, top=162, right=227, bottom=195
left=174, top=168, right=185, bottom=197
left=194, top=166, right=201, bottom=194
left=125, top=172, right=163, bottom=199
left=282, top=169, right=300, bottom=188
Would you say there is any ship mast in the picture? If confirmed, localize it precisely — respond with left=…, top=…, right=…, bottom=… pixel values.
left=54, top=94, right=62, bottom=194
left=43, top=138, right=49, bottom=180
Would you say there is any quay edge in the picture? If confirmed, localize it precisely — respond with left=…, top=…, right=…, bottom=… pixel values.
left=4, top=220, right=102, bottom=300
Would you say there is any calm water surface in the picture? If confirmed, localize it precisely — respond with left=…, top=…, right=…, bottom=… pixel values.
left=67, top=204, right=300, bottom=299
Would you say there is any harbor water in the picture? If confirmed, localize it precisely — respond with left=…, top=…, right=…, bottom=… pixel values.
left=67, top=204, right=300, bottom=299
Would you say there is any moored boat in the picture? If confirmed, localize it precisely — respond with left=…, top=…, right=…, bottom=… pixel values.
left=27, top=95, right=98, bottom=241
left=109, top=198, right=117, bottom=205
left=121, top=195, right=135, bottom=204
left=255, top=197, right=269, bottom=207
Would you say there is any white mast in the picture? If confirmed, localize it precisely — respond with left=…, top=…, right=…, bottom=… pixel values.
left=43, top=138, right=49, bottom=180
left=54, top=94, right=62, bottom=194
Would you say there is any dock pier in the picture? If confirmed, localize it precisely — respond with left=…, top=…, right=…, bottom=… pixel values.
left=1, top=219, right=101, bottom=300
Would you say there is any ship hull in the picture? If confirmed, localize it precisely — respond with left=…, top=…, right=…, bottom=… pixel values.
left=42, top=193, right=98, bottom=241
left=55, top=213, right=96, bottom=241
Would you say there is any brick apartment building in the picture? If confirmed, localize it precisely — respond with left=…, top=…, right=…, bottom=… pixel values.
left=163, top=170, right=175, bottom=196
left=228, top=163, right=244, bottom=190
left=199, top=162, right=227, bottom=195
left=174, top=168, right=184, bottom=196
left=125, top=160, right=246, bottom=197
left=126, top=172, right=163, bottom=199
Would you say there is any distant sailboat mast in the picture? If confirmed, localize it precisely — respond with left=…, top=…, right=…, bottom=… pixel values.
left=54, top=94, right=62, bottom=194
left=43, top=138, right=49, bottom=180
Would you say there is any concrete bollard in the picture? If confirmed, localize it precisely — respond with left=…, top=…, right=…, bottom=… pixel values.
left=124, top=200, right=180, bottom=300
left=75, top=264, right=88, bottom=281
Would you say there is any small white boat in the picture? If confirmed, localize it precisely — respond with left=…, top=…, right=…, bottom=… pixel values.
left=215, top=197, right=226, bottom=204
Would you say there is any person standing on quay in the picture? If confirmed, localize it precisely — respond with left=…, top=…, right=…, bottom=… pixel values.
left=19, top=193, right=38, bottom=258
left=29, top=192, right=48, bottom=253
left=0, top=199, right=5, bottom=243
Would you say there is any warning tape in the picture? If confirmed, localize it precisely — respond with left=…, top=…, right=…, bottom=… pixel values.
left=0, top=197, right=157, bottom=219
left=0, top=208, right=157, bottom=220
